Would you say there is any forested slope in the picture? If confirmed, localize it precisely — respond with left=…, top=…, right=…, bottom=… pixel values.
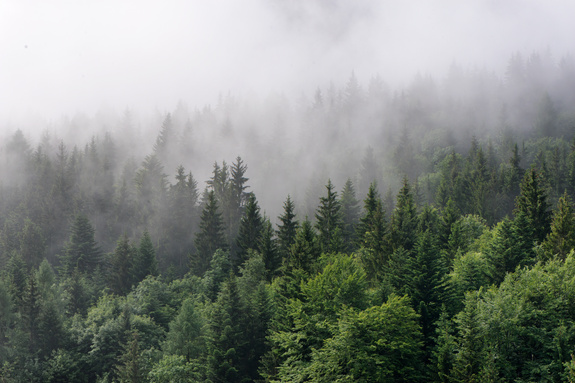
left=2, top=51, right=575, bottom=381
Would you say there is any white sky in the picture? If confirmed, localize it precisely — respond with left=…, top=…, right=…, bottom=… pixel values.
left=1, top=0, right=574, bottom=122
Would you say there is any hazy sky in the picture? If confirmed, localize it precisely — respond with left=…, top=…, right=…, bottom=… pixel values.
left=1, top=0, right=574, bottom=122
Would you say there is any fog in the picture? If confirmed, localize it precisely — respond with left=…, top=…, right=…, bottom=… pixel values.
left=2, top=0, right=574, bottom=120
left=1, top=0, right=575, bottom=235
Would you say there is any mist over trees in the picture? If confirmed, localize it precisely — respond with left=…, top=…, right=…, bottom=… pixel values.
left=2, top=50, right=575, bottom=381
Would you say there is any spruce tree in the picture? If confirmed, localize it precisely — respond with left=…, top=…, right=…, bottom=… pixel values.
left=193, top=190, right=228, bottom=276
left=315, top=179, right=343, bottom=253
left=131, top=230, right=158, bottom=284
left=259, top=218, right=280, bottom=281
left=288, top=219, right=321, bottom=273
left=340, top=179, right=360, bottom=253
left=109, top=235, right=136, bottom=295
left=61, top=214, right=102, bottom=276
left=514, top=167, right=551, bottom=243
left=542, top=191, right=575, bottom=260
left=390, top=177, right=418, bottom=251
left=277, top=195, right=299, bottom=260
left=356, top=182, right=388, bottom=281
left=235, top=193, right=263, bottom=269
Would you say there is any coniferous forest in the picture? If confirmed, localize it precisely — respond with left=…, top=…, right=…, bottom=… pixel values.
left=3, top=50, right=575, bottom=382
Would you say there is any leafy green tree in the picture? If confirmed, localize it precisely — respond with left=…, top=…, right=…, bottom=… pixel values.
left=235, top=193, right=263, bottom=269
left=163, top=298, right=205, bottom=362
left=60, top=214, right=102, bottom=276
left=277, top=195, right=299, bottom=261
left=115, top=331, right=147, bottom=383
left=340, top=179, right=360, bottom=253
left=315, top=179, right=343, bottom=253
left=202, top=249, right=232, bottom=302
left=307, top=295, right=423, bottom=383
left=192, top=190, right=227, bottom=276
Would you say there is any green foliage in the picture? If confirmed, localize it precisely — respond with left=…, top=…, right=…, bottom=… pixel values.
left=390, top=177, right=418, bottom=252
left=542, top=191, right=575, bottom=260
left=132, top=230, right=159, bottom=285
left=287, top=218, right=321, bottom=274
left=307, top=295, right=423, bottom=383
left=340, top=179, right=360, bottom=253
left=235, top=193, right=263, bottom=269
left=315, top=179, right=343, bottom=254
left=60, top=214, right=102, bottom=276
left=192, top=190, right=227, bottom=276
left=277, top=195, right=299, bottom=261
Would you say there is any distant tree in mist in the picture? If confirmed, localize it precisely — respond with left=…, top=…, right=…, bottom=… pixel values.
left=60, top=214, right=102, bottom=276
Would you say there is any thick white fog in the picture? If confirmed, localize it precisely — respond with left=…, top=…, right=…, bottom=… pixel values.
left=2, top=0, right=574, bottom=121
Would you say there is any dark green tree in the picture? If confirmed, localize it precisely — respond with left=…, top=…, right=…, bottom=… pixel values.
left=542, top=191, right=575, bottom=260
left=60, top=214, right=102, bottom=276
left=339, top=179, right=360, bottom=253
left=131, top=230, right=159, bottom=285
left=109, top=235, right=136, bottom=295
left=514, top=167, right=551, bottom=243
left=192, top=190, right=228, bottom=276
left=235, top=193, right=263, bottom=269
left=288, top=219, right=321, bottom=273
left=390, top=177, right=418, bottom=251
left=315, top=179, right=343, bottom=253
left=259, top=218, right=280, bottom=281
left=277, top=195, right=299, bottom=261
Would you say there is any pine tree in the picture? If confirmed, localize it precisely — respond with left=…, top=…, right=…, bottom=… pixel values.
left=61, top=214, right=102, bottom=275
left=390, top=177, right=418, bottom=251
left=235, top=193, right=263, bottom=269
left=131, top=230, right=158, bottom=284
left=207, top=276, right=246, bottom=383
left=340, top=179, right=360, bottom=253
left=514, top=167, right=551, bottom=243
left=116, top=331, right=146, bottom=383
left=277, top=195, right=299, bottom=260
left=109, top=235, right=136, bottom=295
left=164, top=298, right=204, bottom=362
left=542, top=191, right=575, bottom=260
left=356, top=182, right=388, bottom=281
left=315, top=179, right=343, bottom=253
left=288, top=219, right=321, bottom=273
left=192, top=190, right=228, bottom=276
left=259, top=218, right=280, bottom=281
left=153, top=113, right=174, bottom=162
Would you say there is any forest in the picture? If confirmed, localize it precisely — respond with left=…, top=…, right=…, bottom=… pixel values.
left=2, top=49, right=575, bottom=382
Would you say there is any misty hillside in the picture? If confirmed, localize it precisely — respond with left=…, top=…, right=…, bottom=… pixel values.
left=2, top=50, right=575, bottom=381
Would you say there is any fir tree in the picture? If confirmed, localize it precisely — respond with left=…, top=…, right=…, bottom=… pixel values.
left=542, top=191, right=575, bottom=260
left=390, top=177, right=418, bottom=251
left=131, top=230, right=158, bottom=284
left=235, top=193, right=263, bottom=269
left=514, top=167, right=551, bottom=243
left=288, top=219, right=321, bottom=273
left=109, top=234, right=136, bottom=295
left=259, top=218, right=280, bottom=281
left=340, top=178, right=360, bottom=253
left=61, top=214, right=102, bottom=276
left=277, top=195, right=299, bottom=260
left=193, top=190, right=228, bottom=276
left=315, top=179, right=343, bottom=253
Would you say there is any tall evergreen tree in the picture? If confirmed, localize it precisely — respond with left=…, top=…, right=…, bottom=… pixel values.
left=340, top=178, right=360, bottom=253
left=60, top=214, right=102, bottom=276
left=390, top=177, right=418, bottom=251
left=259, top=218, right=280, bottom=281
left=277, top=195, right=299, bottom=260
left=131, top=230, right=158, bottom=284
left=542, top=191, right=575, bottom=260
left=514, top=167, right=551, bottom=243
left=288, top=219, right=321, bottom=273
left=109, top=235, right=136, bottom=295
left=235, top=193, right=263, bottom=269
left=357, top=182, right=388, bottom=282
left=315, top=179, right=343, bottom=253
left=192, top=190, right=228, bottom=276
